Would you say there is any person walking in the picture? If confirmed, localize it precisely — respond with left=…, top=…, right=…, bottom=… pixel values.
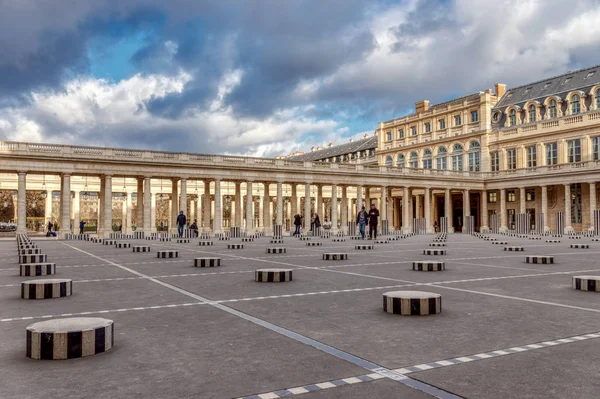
left=176, top=211, right=187, bottom=238
left=293, top=214, right=302, bottom=236
left=313, top=214, right=321, bottom=236
left=356, top=206, right=368, bottom=239
left=79, top=220, right=86, bottom=235
left=47, top=220, right=54, bottom=237
left=367, top=203, right=380, bottom=240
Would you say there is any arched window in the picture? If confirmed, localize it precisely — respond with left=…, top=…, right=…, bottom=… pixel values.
left=436, top=146, right=447, bottom=170
left=397, top=154, right=405, bottom=167
left=409, top=151, right=418, bottom=168
left=422, top=149, right=432, bottom=169
left=468, top=141, right=480, bottom=172
left=385, top=156, right=393, bottom=166
left=509, top=109, right=517, bottom=126
left=451, top=144, right=463, bottom=171
left=528, top=104, right=536, bottom=122
left=571, top=94, right=581, bottom=114
left=548, top=99, right=557, bottom=118
left=596, top=89, right=600, bottom=109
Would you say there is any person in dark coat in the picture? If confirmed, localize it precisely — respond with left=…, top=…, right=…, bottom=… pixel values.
left=293, top=214, right=302, bottom=236
left=367, top=203, right=380, bottom=240
left=176, top=211, right=187, bottom=237
left=313, top=214, right=321, bottom=234
left=356, top=206, right=368, bottom=239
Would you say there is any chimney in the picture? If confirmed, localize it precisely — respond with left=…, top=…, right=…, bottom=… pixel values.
left=363, top=133, right=369, bottom=139
left=415, top=100, right=429, bottom=113
left=494, top=83, right=506, bottom=97
left=349, top=138, right=353, bottom=142
left=311, top=146, right=315, bottom=152
left=328, top=142, right=333, bottom=148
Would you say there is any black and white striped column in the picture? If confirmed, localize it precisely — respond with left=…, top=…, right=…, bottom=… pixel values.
left=255, top=268, right=293, bottom=282
left=21, top=279, right=72, bottom=299
left=383, top=291, right=442, bottom=315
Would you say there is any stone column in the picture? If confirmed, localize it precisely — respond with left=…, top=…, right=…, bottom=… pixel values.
left=101, top=175, right=112, bottom=238
left=16, top=171, right=27, bottom=233
left=316, top=184, right=323, bottom=218
left=357, top=185, right=363, bottom=211
left=143, top=177, right=152, bottom=233
left=565, top=184, right=573, bottom=233
left=415, top=195, right=421, bottom=219
left=60, top=174, right=72, bottom=238
left=235, top=182, right=242, bottom=227
left=151, top=193, right=157, bottom=232
left=258, top=195, right=264, bottom=229
left=386, top=188, right=393, bottom=226
left=137, top=178, right=144, bottom=230
left=125, top=191, right=133, bottom=233
left=98, top=178, right=104, bottom=232
left=331, top=184, right=338, bottom=234
left=464, top=189, right=470, bottom=217
left=261, top=183, right=270, bottom=234
left=304, top=183, right=311, bottom=232
left=45, top=188, right=53, bottom=224
left=403, top=187, right=411, bottom=233
left=171, top=178, right=179, bottom=234
left=213, top=179, right=222, bottom=234
left=73, top=190, right=80, bottom=234
left=364, top=186, right=370, bottom=209
left=500, top=188, right=507, bottom=232
left=290, top=184, right=298, bottom=219
left=425, top=187, right=432, bottom=233
left=481, top=190, right=489, bottom=231
left=203, top=181, right=211, bottom=232
left=276, top=182, right=283, bottom=226
left=245, top=182, right=254, bottom=234
left=179, top=178, right=187, bottom=222
left=589, top=182, right=596, bottom=232
left=541, top=185, right=549, bottom=232
left=445, top=188, right=454, bottom=233
left=341, top=186, right=348, bottom=234
left=519, top=187, right=526, bottom=214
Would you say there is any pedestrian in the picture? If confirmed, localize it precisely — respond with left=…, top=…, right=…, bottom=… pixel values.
left=313, top=214, right=321, bottom=235
left=433, top=221, right=438, bottom=233
left=79, top=220, right=86, bottom=235
left=176, top=211, right=187, bottom=237
left=368, top=203, right=380, bottom=240
left=47, top=220, right=53, bottom=237
left=293, top=214, right=302, bottom=236
left=189, top=219, right=199, bottom=237
left=356, top=206, right=368, bottom=239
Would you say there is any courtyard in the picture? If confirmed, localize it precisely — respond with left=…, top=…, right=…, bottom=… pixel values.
left=1, top=233, right=600, bottom=398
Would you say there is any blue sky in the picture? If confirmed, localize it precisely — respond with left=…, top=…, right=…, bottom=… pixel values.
left=0, top=0, right=599, bottom=156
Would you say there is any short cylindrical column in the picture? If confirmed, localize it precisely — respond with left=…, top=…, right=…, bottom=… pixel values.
left=17, top=172, right=27, bottom=233
left=383, top=291, right=442, bottom=316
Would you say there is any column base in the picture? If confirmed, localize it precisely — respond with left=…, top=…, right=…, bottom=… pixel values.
left=331, top=227, right=339, bottom=235
left=448, top=227, right=455, bottom=233
left=565, top=226, right=574, bottom=234
left=480, top=225, right=490, bottom=232
left=426, top=227, right=434, bottom=234
left=544, top=226, right=551, bottom=233
left=499, top=226, right=508, bottom=233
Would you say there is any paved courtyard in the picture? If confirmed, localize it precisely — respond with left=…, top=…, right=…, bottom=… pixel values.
left=1, top=233, right=600, bottom=398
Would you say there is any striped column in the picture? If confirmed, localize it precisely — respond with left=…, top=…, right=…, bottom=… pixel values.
left=556, top=211, right=564, bottom=235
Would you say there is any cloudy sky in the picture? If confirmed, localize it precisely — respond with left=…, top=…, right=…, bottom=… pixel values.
left=0, top=0, right=599, bottom=157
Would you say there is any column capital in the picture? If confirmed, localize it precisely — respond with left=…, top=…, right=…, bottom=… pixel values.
left=17, top=170, right=27, bottom=175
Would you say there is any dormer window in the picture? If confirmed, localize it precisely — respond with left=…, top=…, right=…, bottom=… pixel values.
left=586, top=71, right=596, bottom=78
left=542, top=82, right=551, bottom=90
left=523, top=87, right=532, bottom=95
left=571, top=94, right=581, bottom=114
left=563, top=77, right=573, bottom=84
left=596, top=89, right=600, bottom=109
left=528, top=104, right=536, bottom=122
left=549, top=99, right=557, bottom=118
left=509, top=109, right=517, bottom=126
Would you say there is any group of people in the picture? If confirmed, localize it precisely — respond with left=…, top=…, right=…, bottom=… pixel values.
left=292, top=203, right=381, bottom=239
left=177, top=211, right=199, bottom=237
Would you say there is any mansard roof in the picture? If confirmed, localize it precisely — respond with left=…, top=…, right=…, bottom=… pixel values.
left=286, top=136, right=377, bottom=162
left=494, top=64, right=600, bottom=110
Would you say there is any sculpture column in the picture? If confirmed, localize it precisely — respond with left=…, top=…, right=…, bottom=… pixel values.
left=203, top=181, right=211, bottom=232
left=137, top=178, right=144, bottom=231
left=500, top=188, right=507, bottom=232
left=276, top=182, right=283, bottom=227
left=143, top=177, right=152, bottom=233
left=101, top=175, right=112, bottom=238
left=304, top=183, right=311, bottom=232
left=481, top=190, right=489, bottom=232
left=170, top=178, right=179, bottom=234
left=589, top=182, right=596, bottom=232
left=564, top=184, right=573, bottom=233
left=60, top=174, right=72, bottom=238
left=341, top=186, right=348, bottom=234
left=245, top=182, right=254, bottom=234
left=425, top=187, right=432, bottom=233
left=331, top=184, right=338, bottom=234
left=213, top=179, right=222, bottom=234
left=16, top=171, right=27, bottom=233
left=235, top=182, right=242, bottom=228
left=541, top=185, right=549, bottom=232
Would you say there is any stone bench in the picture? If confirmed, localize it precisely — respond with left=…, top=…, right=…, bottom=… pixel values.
left=570, top=244, right=589, bottom=249
left=176, top=238, right=190, bottom=244
left=267, top=248, right=286, bottom=254
left=227, top=244, right=243, bottom=250
left=323, top=253, right=348, bottom=260
left=157, top=250, right=178, bottom=258
left=573, top=276, right=600, bottom=292
left=20, top=263, right=56, bottom=277
left=525, top=256, right=554, bottom=264
left=355, top=245, right=374, bottom=250
left=132, top=245, right=150, bottom=252
left=546, top=240, right=561, bottom=243
left=383, top=291, right=442, bottom=316
left=255, top=268, right=293, bottom=282
left=21, top=279, right=72, bottom=300
left=115, top=242, right=131, bottom=248
left=429, top=243, right=446, bottom=247
left=306, top=242, right=322, bottom=247
left=26, top=317, right=114, bottom=360
left=103, top=240, right=116, bottom=245
left=270, top=239, right=284, bottom=244
left=19, top=248, right=42, bottom=255
left=412, top=261, right=445, bottom=272
left=199, top=241, right=214, bottom=246
left=19, top=254, right=47, bottom=264
left=504, top=246, right=524, bottom=251
left=492, top=241, right=508, bottom=245
left=194, top=258, right=221, bottom=268
left=423, top=249, right=446, bottom=255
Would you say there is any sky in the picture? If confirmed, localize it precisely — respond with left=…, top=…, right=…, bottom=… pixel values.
left=0, top=0, right=599, bottom=157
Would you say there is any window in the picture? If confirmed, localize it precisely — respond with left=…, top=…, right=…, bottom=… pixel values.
left=571, top=183, right=582, bottom=224
left=439, top=119, right=446, bottom=129
left=548, top=99, right=557, bottom=118
left=586, top=71, right=596, bottom=78
left=335, top=156, right=341, bottom=162
left=424, top=122, right=431, bottom=133
left=471, top=110, right=478, bottom=122
left=385, top=156, right=393, bottom=166
left=526, top=188, right=535, bottom=201
left=568, top=139, right=581, bottom=163
left=488, top=192, right=497, bottom=203
left=397, top=154, right=405, bottom=167
left=593, top=136, right=600, bottom=161
left=543, top=82, right=551, bottom=90
left=571, top=94, right=581, bottom=114
left=422, top=149, right=432, bottom=169
left=509, top=109, right=517, bottom=126
left=386, top=132, right=392, bottom=141
left=524, top=87, right=532, bottom=95
left=491, top=151, right=500, bottom=172
left=507, top=190, right=516, bottom=202
left=398, top=129, right=404, bottom=139
left=546, top=142, right=558, bottom=165
left=564, top=77, right=572, bottom=84
left=454, top=115, right=462, bottom=126
left=451, top=144, right=463, bottom=171
left=360, top=150, right=366, bottom=158
left=507, top=148, right=516, bottom=170
left=436, top=147, right=447, bottom=170
left=596, top=89, right=600, bottom=109
left=528, top=104, right=536, bottom=122
left=411, top=126, right=417, bottom=136
left=409, top=152, right=418, bottom=168
left=526, top=145, right=537, bottom=168
left=468, top=141, right=480, bottom=171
